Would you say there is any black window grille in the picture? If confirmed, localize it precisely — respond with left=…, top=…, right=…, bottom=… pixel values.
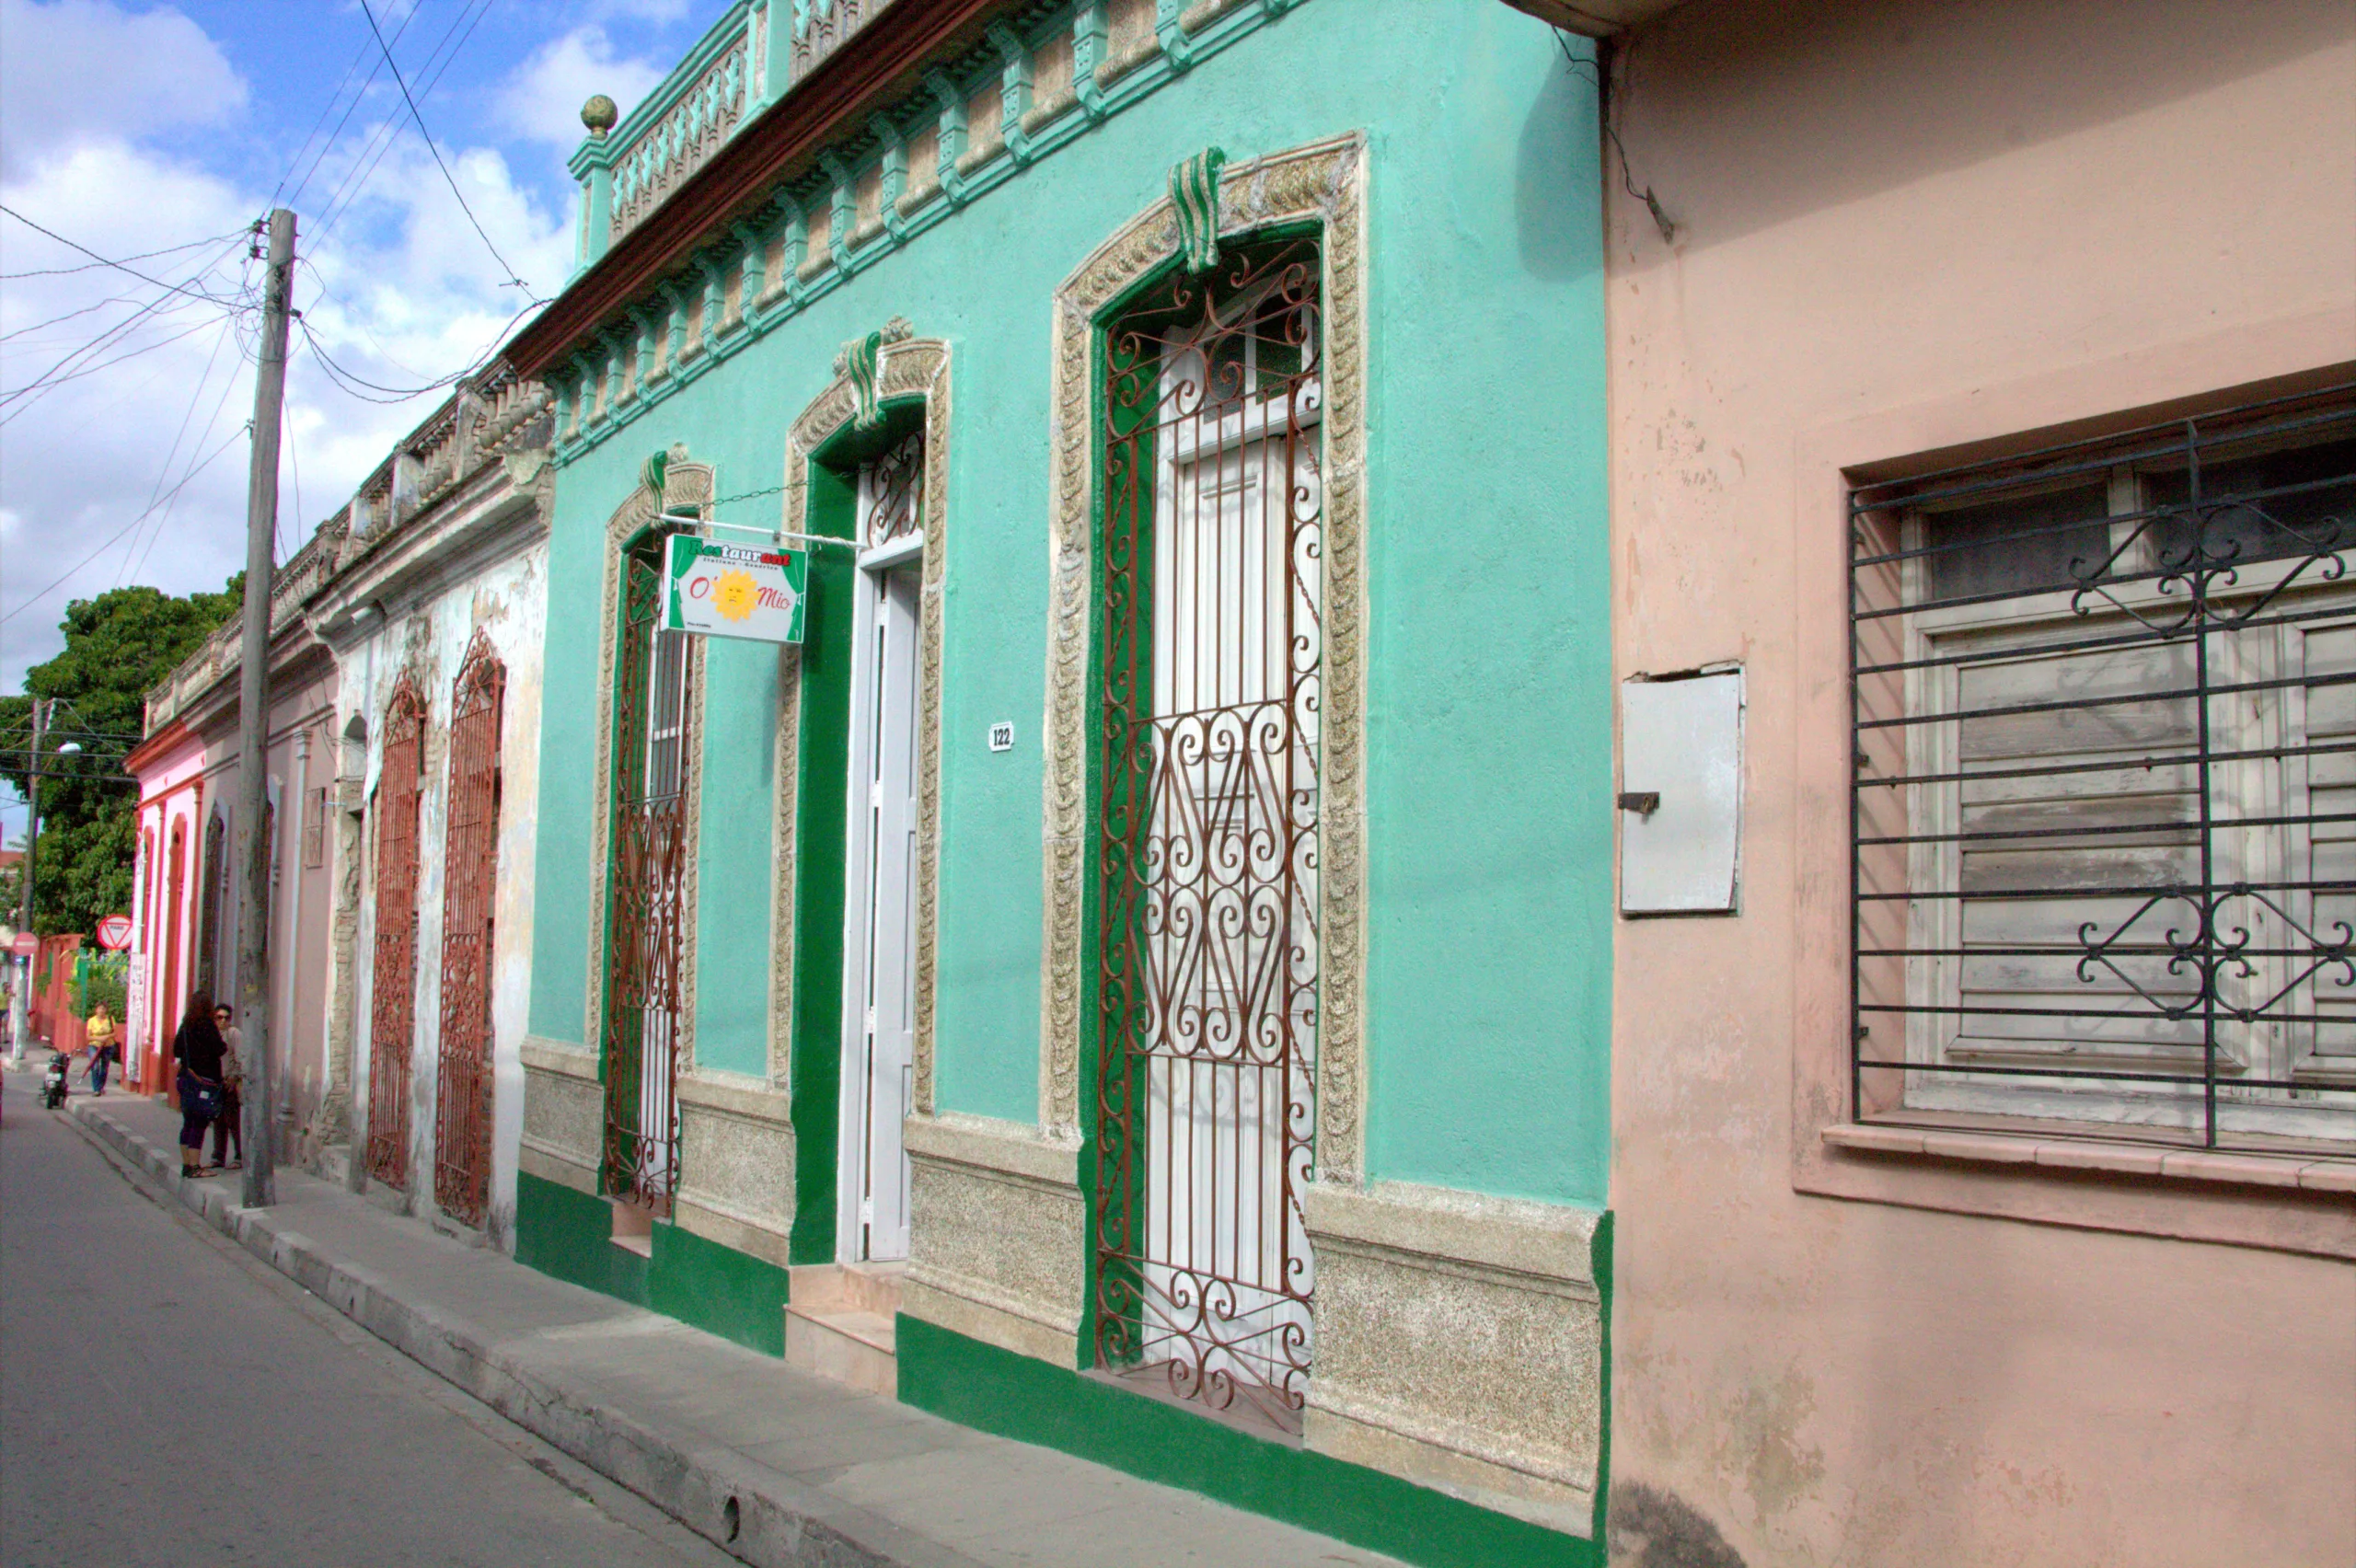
left=1850, top=383, right=2356, bottom=1152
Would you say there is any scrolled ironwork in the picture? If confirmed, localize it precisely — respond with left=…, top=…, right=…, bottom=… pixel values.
left=434, top=631, right=504, bottom=1228
left=602, top=532, right=693, bottom=1205
left=1093, top=236, right=1323, bottom=1433
left=366, top=674, right=428, bottom=1190
left=1851, top=389, right=2356, bottom=1149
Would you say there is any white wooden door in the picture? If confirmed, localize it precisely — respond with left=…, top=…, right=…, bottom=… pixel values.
left=846, top=553, right=919, bottom=1262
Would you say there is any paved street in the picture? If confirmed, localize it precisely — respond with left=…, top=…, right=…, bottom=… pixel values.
left=0, top=1066, right=737, bottom=1568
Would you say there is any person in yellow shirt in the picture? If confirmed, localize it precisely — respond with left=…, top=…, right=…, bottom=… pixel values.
left=83, top=1002, right=118, bottom=1096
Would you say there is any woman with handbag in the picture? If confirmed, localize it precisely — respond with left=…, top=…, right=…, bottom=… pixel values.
left=172, top=991, right=228, bottom=1179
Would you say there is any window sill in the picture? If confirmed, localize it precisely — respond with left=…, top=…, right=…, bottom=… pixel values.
left=1822, top=1123, right=2356, bottom=1194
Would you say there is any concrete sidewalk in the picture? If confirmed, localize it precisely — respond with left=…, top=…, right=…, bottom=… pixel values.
left=61, top=1089, right=1401, bottom=1568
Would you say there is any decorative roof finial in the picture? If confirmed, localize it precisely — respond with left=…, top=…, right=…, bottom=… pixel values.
left=582, top=95, right=618, bottom=139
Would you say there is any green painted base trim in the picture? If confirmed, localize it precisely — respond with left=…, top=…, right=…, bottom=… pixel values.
left=515, top=1171, right=791, bottom=1355
left=650, top=1218, right=791, bottom=1357
left=514, top=1170, right=647, bottom=1307
left=1589, top=1210, right=1613, bottom=1547
left=895, top=1316, right=1602, bottom=1568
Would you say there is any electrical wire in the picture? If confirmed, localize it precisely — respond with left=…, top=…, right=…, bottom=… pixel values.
left=310, top=0, right=501, bottom=261
left=1, top=293, right=149, bottom=346
left=0, top=233, right=252, bottom=421
left=113, top=314, right=242, bottom=589
left=0, top=421, right=252, bottom=628
left=353, top=0, right=533, bottom=298
left=310, top=0, right=489, bottom=240
left=0, top=227, right=247, bottom=282
left=0, top=310, right=232, bottom=423
left=0, top=206, right=249, bottom=306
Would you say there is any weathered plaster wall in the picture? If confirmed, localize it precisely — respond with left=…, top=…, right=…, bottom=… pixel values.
left=525, top=0, right=1615, bottom=1206
left=343, top=542, right=548, bottom=1241
left=1605, top=1, right=2356, bottom=1562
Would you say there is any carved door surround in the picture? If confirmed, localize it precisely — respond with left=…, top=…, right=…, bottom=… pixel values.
left=1041, top=133, right=1370, bottom=1180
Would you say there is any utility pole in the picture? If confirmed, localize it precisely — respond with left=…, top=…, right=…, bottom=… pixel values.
left=7, top=697, right=47, bottom=1065
left=235, top=209, right=294, bottom=1207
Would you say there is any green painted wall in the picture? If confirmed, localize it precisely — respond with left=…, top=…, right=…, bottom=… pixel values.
left=898, top=1315, right=1602, bottom=1568
left=649, top=1218, right=791, bottom=1356
left=523, top=0, right=1611, bottom=1206
left=515, top=1170, right=649, bottom=1306
left=691, top=635, right=782, bottom=1077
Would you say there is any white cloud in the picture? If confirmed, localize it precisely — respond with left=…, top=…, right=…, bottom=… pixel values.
left=1, top=5, right=576, bottom=697
left=0, top=0, right=246, bottom=180
left=497, top=26, right=670, bottom=161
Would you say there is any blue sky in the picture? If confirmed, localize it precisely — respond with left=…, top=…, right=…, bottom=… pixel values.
left=0, top=0, right=726, bottom=842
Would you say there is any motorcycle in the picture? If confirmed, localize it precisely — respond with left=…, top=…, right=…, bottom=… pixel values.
left=40, top=1052, right=69, bottom=1110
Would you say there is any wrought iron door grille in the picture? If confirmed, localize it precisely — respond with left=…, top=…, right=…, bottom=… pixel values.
left=603, top=529, right=694, bottom=1205
left=367, top=675, right=428, bottom=1189
left=435, top=633, right=504, bottom=1228
left=1093, top=238, right=1323, bottom=1433
left=197, top=812, right=225, bottom=997
left=865, top=429, right=923, bottom=547
left=1850, top=385, right=2356, bottom=1151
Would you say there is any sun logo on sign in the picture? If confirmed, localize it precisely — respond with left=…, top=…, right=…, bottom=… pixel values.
left=712, top=569, right=759, bottom=623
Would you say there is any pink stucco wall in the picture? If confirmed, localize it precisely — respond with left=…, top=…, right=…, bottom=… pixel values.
left=132, top=728, right=207, bottom=1090
left=129, top=660, right=340, bottom=1135
left=1605, top=2, right=2356, bottom=1563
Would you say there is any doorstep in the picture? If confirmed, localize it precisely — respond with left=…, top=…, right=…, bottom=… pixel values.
left=786, top=1261, right=905, bottom=1396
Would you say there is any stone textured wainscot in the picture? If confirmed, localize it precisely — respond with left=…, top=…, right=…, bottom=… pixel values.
left=674, top=1071, right=797, bottom=1266
left=518, top=1037, right=605, bottom=1192
left=901, top=1113, right=1084, bottom=1366
left=1302, top=1182, right=1604, bottom=1537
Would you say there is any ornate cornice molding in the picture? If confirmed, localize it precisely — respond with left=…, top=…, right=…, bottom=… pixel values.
left=1038, top=132, right=1370, bottom=1183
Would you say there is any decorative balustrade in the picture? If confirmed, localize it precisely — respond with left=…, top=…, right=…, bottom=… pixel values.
left=143, top=363, right=554, bottom=736
left=791, top=0, right=896, bottom=86
left=609, top=27, right=753, bottom=243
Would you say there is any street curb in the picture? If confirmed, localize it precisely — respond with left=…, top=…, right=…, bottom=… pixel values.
left=65, top=1100, right=979, bottom=1568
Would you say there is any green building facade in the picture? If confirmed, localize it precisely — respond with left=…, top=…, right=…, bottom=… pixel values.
left=510, top=2, right=1613, bottom=1562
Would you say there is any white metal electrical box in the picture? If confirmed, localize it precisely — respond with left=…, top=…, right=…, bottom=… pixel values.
left=1619, top=667, right=1743, bottom=915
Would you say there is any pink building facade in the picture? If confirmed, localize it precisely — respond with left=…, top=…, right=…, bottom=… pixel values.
left=123, top=721, right=205, bottom=1091
left=125, top=530, right=343, bottom=1141
left=1601, top=2, right=2355, bottom=1563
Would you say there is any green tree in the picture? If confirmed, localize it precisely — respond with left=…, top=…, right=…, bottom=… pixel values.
left=0, top=577, right=243, bottom=935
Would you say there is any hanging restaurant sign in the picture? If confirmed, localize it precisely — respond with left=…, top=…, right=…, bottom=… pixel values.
left=662, top=534, right=807, bottom=644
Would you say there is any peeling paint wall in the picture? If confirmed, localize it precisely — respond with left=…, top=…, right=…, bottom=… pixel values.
left=1606, top=2, right=2356, bottom=1563
left=337, top=541, right=548, bottom=1246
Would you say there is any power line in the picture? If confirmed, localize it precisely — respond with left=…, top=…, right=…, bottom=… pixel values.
left=0, top=228, right=247, bottom=281
left=1, top=293, right=148, bottom=346
left=113, top=313, right=242, bottom=590
left=0, top=421, right=252, bottom=628
left=0, top=206, right=250, bottom=306
left=125, top=355, right=246, bottom=586
left=0, top=234, right=250, bottom=421
left=355, top=0, right=534, bottom=299
left=0, top=309, right=231, bottom=422
left=310, top=0, right=494, bottom=250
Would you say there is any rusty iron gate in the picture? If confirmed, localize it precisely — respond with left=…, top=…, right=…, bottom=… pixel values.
left=434, top=633, right=505, bottom=1228
left=603, top=533, right=694, bottom=1205
left=366, top=674, right=427, bottom=1189
left=1093, top=237, right=1324, bottom=1432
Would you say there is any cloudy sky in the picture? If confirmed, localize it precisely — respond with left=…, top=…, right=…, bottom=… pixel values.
left=0, top=0, right=717, bottom=838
